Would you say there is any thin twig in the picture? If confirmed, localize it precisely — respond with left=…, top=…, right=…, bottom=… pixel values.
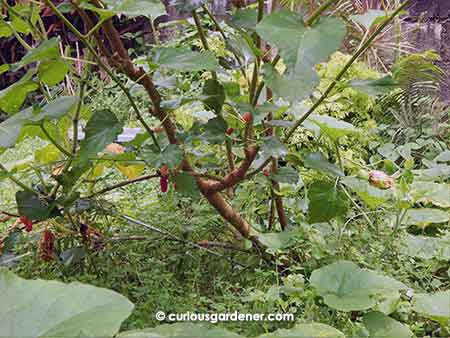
left=116, top=213, right=249, bottom=268
left=251, top=54, right=280, bottom=106
left=340, top=184, right=373, bottom=227
left=88, top=174, right=159, bottom=197
left=0, top=163, right=35, bottom=193
left=197, top=240, right=248, bottom=252
left=304, top=0, right=339, bottom=26
left=192, top=9, right=217, bottom=80
left=40, top=124, right=72, bottom=157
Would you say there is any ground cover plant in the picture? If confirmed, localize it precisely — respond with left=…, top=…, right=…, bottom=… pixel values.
left=0, top=0, right=449, bottom=337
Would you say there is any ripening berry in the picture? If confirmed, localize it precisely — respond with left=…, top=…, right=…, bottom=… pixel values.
left=242, top=112, right=252, bottom=123
left=226, top=127, right=234, bottom=135
left=263, top=169, right=270, bottom=177
left=19, top=215, right=33, bottom=232
left=160, top=165, right=170, bottom=177
left=160, top=176, right=169, bottom=193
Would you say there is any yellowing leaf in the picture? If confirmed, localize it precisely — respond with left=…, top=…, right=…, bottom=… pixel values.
left=35, top=144, right=60, bottom=164
left=116, top=163, right=145, bottom=179
left=88, top=164, right=104, bottom=180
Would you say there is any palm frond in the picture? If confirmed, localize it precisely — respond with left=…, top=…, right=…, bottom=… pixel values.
left=378, top=51, right=446, bottom=128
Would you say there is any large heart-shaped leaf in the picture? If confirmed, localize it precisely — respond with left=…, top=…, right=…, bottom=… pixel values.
left=153, top=47, right=219, bottom=72
left=434, top=150, right=450, bottom=163
left=310, top=261, right=407, bottom=311
left=258, top=323, right=344, bottom=338
left=0, top=269, right=134, bottom=337
left=413, top=290, right=450, bottom=326
left=363, top=311, right=412, bottom=338
left=30, top=96, right=78, bottom=123
left=341, top=177, right=393, bottom=209
left=257, top=230, right=297, bottom=250
left=256, top=10, right=345, bottom=102
left=401, top=208, right=449, bottom=227
left=0, top=70, right=38, bottom=113
left=0, top=96, right=77, bottom=148
left=308, top=181, right=348, bottom=223
left=118, top=323, right=244, bottom=338
left=410, top=181, right=450, bottom=208
left=400, top=234, right=450, bottom=260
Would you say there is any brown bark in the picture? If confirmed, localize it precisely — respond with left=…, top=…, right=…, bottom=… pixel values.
left=271, top=159, right=288, bottom=230
left=266, top=88, right=288, bottom=231
left=86, top=4, right=256, bottom=239
left=206, top=146, right=258, bottom=193
left=201, top=190, right=251, bottom=238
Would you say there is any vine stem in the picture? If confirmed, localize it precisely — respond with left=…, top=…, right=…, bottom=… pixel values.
left=201, top=4, right=248, bottom=83
left=192, top=9, right=217, bottom=80
left=304, top=0, right=339, bottom=26
left=340, top=184, right=373, bottom=227
left=0, top=163, right=35, bottom=193
left=283, top=0, right=411, bottom=143
left=40, top=124, right=72, bottom=157
left=43, top=0, right=160, bottom=150
left=72, top=81, right=86, bottom=155
left=114, top=213, right=249, bottom=268
left=87, top=173, right=159, bottom=197
left=249, top=0, right=265, bottom=104
left=334, top=139, right=343, bottom=170
left=252, top=54, right=280, bottom=106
